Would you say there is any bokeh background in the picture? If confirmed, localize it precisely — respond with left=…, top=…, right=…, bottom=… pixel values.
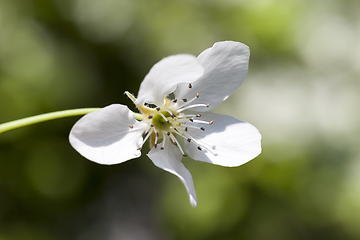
left=1, top=0, right=360, bottom=239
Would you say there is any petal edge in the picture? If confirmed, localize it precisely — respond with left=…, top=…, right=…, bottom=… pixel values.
left=148, top=141, right=198, bottom=207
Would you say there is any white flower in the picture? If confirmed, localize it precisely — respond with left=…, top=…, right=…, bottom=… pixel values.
left=69, top=41, right=261, bottom=207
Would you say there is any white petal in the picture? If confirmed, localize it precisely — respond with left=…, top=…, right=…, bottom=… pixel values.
left=184, top=112, right=261, bottom=167
left=175, top=41, right=250, bottom=111
left=69, top=104, right=148, bottom=165
left=148, top=141, right=198, bottom=207
left=136, top=54, right=204, bottom=106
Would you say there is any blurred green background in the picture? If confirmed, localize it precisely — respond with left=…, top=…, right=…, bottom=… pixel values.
left=1, top=0, right=360, bottom=239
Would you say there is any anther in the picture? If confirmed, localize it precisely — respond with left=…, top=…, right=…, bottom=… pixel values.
left=198, top=146, right=202, bottom=151
left=200, top=127, right=205, bottom=131
left=150, top=124, right=154, bottom=127
left=188, top=83, right=192, bottom=88
left=173, top=99, right=177, bottom=103
left=196, top=93, right=199, bottom=98
left=189, top=119, right=194, bottom=122
left=187, top=138, right=191, bottom=142
left=183, top=154, right=188, bottom=157
left=174, top=128, right=179, bottom=132
left=206, top=103, right=210, bottom=107
left=173, top=142, right=178, bottom=146
left=182, top=99, right=187, bottom=102
left=154, top=144, right=158, bottom=148
left=129, top=125, right=133, bottom=129
left=209, top=120, right=214, bottom=125
left=167, top=132, right=171, bottom=136
left=156, top=132, right=159, bottom=137
left=160, top=147, right=164, bottom=150
left=196, top=114, right=201, bottom=117
left=185, top=127, right=188, bottom=131
left=148, top=115, right=153, bottom=119
left=156, top=107, right=161, bottom=111
left=137, top=147, right=142, bottom=150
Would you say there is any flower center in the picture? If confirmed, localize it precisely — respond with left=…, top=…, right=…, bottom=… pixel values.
left=152, top=111, right=173, bottom=131
left=125, top=86, right=216, bottom=157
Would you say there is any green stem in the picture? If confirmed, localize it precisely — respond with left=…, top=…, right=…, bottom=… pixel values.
left=0, top=108, right=144, bottom=134
left=0, top=108, right=101, bottom=134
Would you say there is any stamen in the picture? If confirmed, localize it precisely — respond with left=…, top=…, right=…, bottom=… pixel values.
left=160, top=131, right=167, bottom=150
left=142, top=128, right=154, bottom=145
left=191, top=119, right=213, bottom=125
left=137, top=147, right=142, bottom=150
left=182, top=99, right=187, bottom=102
left=188, top=83, right=192, bottom=88
left=148, top=115, right=153, bottom=119
left=179, top=124, right=200, bottom=130
left=154, top=130, right=159, bottom=148
left=150, top=124, right=154, bottom=127
left=189, top=119, right=194, bottom=122
left=174, top=122, right=218, bottom=156
left=177, top=103, right=209, bottom=113
left=178, top=114, right=196, bottom=118
left=172, top=128, right=215, bottom=155
left=127, top=124, right=151, bottom=133
left=172, top=99, right=178, bottom=103
left=158, top=112, right=170, bottom=123
left=176, top=118, right=191, bottom=125
left=196, top=114, right=201, bottom=117
left=156, top=107, right=161, bottom=111
left=206, top=103, right=210, bottom=107
left=182, top=124, right=207, bottom=132
left=169, top=134, right=187, bottom=156
left=164, top=110, right=175, bottom=118
left=176, top=93, right=201, bottom=110
left=179, top=129, right=217, bottom=156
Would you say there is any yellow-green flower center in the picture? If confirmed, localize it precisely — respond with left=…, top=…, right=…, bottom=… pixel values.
left=152, top=111, right=173, bottom=131
left=124, top=90, right=214, bottom=156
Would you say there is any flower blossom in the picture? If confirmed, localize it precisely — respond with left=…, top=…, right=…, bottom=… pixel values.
left=69, top=41, right=261, bottom=207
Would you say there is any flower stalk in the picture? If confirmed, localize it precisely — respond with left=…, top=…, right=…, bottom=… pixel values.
left=0, top=108, right=103, bottom=134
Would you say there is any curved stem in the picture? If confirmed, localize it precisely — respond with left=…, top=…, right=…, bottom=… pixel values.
left=0, top=108, right=101, bottom=134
